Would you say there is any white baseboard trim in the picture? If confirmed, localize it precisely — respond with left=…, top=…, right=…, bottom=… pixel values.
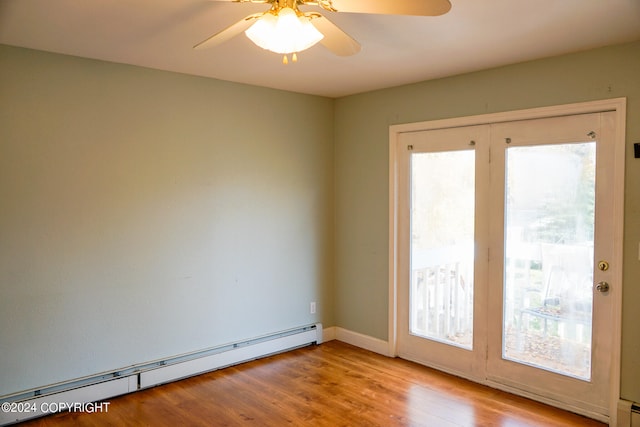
left=328, top=327, right=391, bottom=357
left=322, top=326, right=337, bottom=342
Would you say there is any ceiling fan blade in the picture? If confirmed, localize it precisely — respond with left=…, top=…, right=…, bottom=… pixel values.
left=310, top=14, right=360, bottom=56
left=327, top=0, right=451, bottom=16
left=194, top=13, right=262, bottom=49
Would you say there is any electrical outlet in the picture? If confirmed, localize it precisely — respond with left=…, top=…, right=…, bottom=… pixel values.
left=310, top=302, right=316, bottom=314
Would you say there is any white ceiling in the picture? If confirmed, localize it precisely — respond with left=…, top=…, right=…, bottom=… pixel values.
left=1, top=0, right=639, bottom=98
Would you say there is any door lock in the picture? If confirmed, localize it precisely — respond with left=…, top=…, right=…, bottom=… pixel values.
left=597, top=260, right=609, bottom=271
left=595, top=281, right=610, bottom=293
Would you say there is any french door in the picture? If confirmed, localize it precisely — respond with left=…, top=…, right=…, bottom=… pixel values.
left=392, top=103, right=624, bottom=422
left=395, top=125, right=490, bottom=380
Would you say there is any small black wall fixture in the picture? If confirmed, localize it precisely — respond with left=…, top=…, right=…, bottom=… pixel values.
left=635, top=142, right=640, bottom=159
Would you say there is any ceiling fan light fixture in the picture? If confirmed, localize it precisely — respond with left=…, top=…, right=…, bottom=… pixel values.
left=245, top=7, right=324, bottom=55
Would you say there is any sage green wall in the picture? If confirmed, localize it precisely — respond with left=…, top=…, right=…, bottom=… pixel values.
left=334, top=41, right=640, bottom=400
left=0, top=45, right=334, bottom=396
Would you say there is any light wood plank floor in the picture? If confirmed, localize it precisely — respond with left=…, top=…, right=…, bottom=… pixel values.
left=18, top=340, right=605, bottom=426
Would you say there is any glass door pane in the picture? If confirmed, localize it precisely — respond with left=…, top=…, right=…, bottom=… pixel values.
left=410, top=150, right=475, bottom=349
left=503, top=142, right=596, bottom=380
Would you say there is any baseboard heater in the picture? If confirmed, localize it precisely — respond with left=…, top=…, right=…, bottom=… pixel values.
left=617, top=400, right=640, bottom=427
left=633, top=403, right=640, bottom=427
left=0, top=323, right=322, bottom=426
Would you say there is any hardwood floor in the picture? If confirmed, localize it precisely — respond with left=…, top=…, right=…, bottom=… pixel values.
left=17, top=340, right=605, bottom=426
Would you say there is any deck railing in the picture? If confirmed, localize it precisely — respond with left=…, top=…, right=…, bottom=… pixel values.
left=410, top=259, right=473, bottom=348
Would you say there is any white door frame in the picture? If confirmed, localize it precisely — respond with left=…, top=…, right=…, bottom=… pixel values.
left=388, top=98, right=626, bottom=425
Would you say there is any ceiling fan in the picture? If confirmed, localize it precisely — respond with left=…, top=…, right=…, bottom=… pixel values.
left=194, top=0, right=451, bottom=63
